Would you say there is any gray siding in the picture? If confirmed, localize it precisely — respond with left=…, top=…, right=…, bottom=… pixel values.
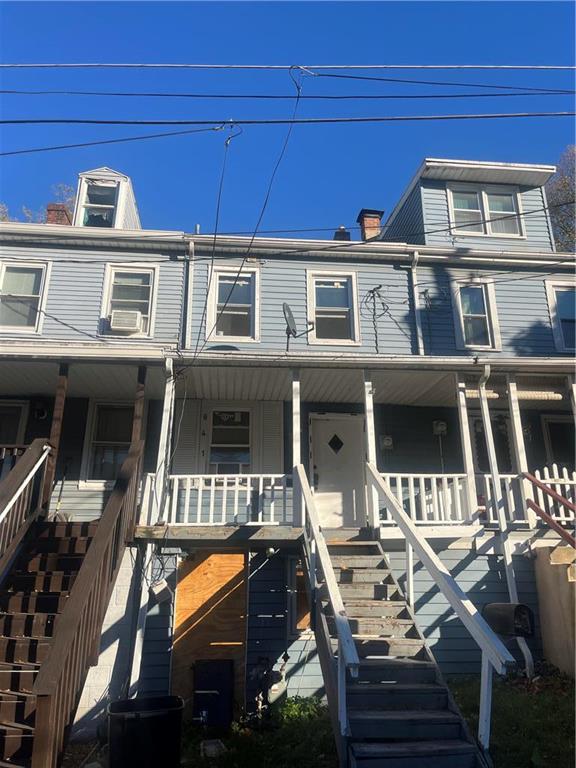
left=421, top=181, right=554, bottom=252
left=381, top=184, right=425, bottom=245
left=0, top=244, right=185, bottom=344
left=139, top=554, right=177, bottom=697
left=387, top=546, right=542, bottom=675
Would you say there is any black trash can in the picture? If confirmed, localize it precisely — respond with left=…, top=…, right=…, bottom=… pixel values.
left=108, top=695, right=184, bottom=768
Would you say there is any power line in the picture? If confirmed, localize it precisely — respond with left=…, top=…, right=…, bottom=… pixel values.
left=1, top=88, right=574, bottom=99
left=2, top=111, right=574, bottom=126
left=0, top=63, right=573, bottom=70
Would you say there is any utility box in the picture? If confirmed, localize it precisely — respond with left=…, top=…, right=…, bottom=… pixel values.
left=482, top=602, right=535, bottom=638
left=193, top=660, right=235, bottom=729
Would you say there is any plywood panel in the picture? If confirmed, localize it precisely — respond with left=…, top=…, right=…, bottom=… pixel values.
left=172, top=553, right=247, bottom=714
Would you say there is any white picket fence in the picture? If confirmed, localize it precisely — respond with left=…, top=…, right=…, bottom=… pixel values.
left=531, top=465, right=576, bottom=523
left=380, top=473, right=470, bottom=525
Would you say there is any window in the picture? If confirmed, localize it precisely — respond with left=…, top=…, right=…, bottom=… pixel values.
left=308, top=272, right=359, bottom=344
left=208, top=410, right=250, bottom=474
left=103, top=266, right=156, bottom=336
left=0, top=401, right=28, bottom=445
left=86, top=403, right=134, bottom=481
left=448, top=185, right=522, bottom=237
left=452, top=280, right=501, bottom=351
left=208, top=270, right=259, bottom=341
left=546, top=281, right=576, bottom=352
left=81, top=182, right=118, bottom=228
left=0, top=264, right=47, bottom=332
left=542, top=416, right=575, bottom=469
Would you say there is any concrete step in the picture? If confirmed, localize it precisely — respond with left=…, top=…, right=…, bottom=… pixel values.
left=349, top=709, right=463, bottom=741
left=6, top=572, right=77, bottom=593
left=0, top=638, right=51, bottom=666
left=17, top=554, right=84, bottom=573
left=327, top=542, right=383, bottom=557
left=347, top=682, right=449, bottom=711
left=0, top=721, right=34, bottom=762
left=336, top=583, right=403, bottom=601
left=0, top=694, right=36, bottom=727
left=328, top=616, right=418, bottom=638
left=350, top=739, right=477, bottom=768
left=334, top=568, right=395, bottom=585
left=26, top=537, right=91, bottom=556
left=0, top=593, right=69, bottom=615
left=353, top=659, right=437, bottom=685
left=0, top=613, right=58, bottom=639
left=334, top=636, right=427, bottom=660
left=35, top=521, right=98, bottom=539
left=341, top=601, right=410, bottom=619
left=330, top=556, right=390, bottom=570
left=0, top=663, right=40, bottom=694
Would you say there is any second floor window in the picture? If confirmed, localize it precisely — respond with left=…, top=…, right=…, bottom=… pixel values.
left=546, top=280, right=576, bottom=352
left=208, top=410, right=250, bottom=474
left=82, top=183, right=118, bottom=228
left=208, top=269, right=259, bottom=341
left=103, top=267, right=155, bottom=336
left=0, top=264, right=46, bottom=332
left=453, top=279, right=501, bottom=351
left=308, top=273, right=359, bottom=343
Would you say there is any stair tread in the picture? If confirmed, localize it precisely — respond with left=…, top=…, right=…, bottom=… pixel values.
left=357, top=658, right=434, bottom=668
left=0, top=662, right=41, bottom=671
left=0, top=761, right=30, bottom=768
left=350, top=740, right=476, bottom=757
left=0, top=720, right=34, bottom=732
left=350, top=709, right=461, bottom=722
left=348, top=683, right=446, bottom=692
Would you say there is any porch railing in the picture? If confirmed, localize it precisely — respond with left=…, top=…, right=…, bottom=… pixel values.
left=141, top=472, right=293, bottom=526
left=367, top=463, right=515, bottom=755
left=295, top=464, right=359, bottom=756
left=31, top=440, right=143, bottom=768
left=0, top=444, right=29, bottom=480
left=380, top=473, right=470, bottom=525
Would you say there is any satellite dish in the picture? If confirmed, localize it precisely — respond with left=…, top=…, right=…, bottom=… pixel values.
left=283, top=303, right=298, bottom=338
left=282, top=302, right=314, bottom=352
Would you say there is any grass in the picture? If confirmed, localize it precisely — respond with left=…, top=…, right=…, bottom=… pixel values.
left=181, top=696, right=338, bottom=768
left=448, top=666, right=575, bottom=768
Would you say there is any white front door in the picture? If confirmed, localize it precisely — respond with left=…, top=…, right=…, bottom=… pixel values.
left=310, top=414, right=366, bottom=528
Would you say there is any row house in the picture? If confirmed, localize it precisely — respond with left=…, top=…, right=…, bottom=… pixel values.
left=0, top=160, right=574, bottom=767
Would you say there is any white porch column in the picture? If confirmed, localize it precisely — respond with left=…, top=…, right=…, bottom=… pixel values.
left=153, top=358, right=176, bottom=524
left=292, top=370, right=303, bottom=526
left=478, top=367, right=534, bottom=677
left=363, top=372, right=380, bottom=530
left=454, top=374, right=478, bottom=522
left=567, top=375, right=576, bottom=426
left=507, top=376, right=536, bottom=528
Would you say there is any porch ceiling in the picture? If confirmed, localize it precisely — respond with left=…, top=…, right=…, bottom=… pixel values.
left=0, top=361, right=165, bottom=398
left=371, top=371, right=456, bottom=406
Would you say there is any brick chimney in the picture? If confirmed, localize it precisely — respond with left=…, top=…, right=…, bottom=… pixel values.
left=356, top=208, right=384, bottom=241
left=46, top=204, right=72, bottom=226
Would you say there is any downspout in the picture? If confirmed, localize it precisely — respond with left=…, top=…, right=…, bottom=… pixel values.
left=181, top=238, right=194, bottom=350
left=478, top=365, right=534, bottom=678
left=410, top=251, right=425, bottom=356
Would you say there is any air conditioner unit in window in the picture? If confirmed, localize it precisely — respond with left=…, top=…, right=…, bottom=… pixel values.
left=110, top=310, right=142, bottom=333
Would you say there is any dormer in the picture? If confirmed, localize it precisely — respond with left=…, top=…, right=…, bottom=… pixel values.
left=381, top=158, right=557, bottom=252
left=72, top=167, right=141, bottom=230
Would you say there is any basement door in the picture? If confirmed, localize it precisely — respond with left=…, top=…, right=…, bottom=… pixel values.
left=310, top=414, right=366, bottom=528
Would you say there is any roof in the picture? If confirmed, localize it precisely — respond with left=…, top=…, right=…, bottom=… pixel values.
left=383, top=157, right=557, bottom=237
left=78, top=167, right=130, bottom=180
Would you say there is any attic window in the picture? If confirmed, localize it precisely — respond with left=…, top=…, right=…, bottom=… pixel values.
left=448, top=185, right=522, bottom=238
left=82, top=182, right=118, bottom=228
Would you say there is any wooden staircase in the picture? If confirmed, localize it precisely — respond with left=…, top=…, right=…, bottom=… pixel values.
left=0, top=521, right=97, bottom=767
left=322, top=531, right=488, bottom=768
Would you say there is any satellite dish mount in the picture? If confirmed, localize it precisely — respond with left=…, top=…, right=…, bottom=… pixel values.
left=283, top=303, right=314, bottom=352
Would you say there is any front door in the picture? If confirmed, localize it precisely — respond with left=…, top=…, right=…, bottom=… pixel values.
left=310, top=414, right=366, bottom=528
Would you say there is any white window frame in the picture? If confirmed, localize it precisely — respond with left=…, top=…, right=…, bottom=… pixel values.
left=545, top=279, right=576, bottom=353
left=0, top=400, right=29, bottom=445
left=541, top=414, right=575, bottom=467
left=452, top=278, right=501, bottom=352
left=79, top=399, right=146, bottom=489
left=75, top=179, right=121, bottom=229
left=205, top=406, right=253, bottom=475
left=0, top=261, right=50, bottom=335
left=206, top=266, right=260, bottom=343
left=306, top=270, right=361, bottom=346
left=447, top=183, right=525, bottom=239
left=100, top=263, right=158, bottom=338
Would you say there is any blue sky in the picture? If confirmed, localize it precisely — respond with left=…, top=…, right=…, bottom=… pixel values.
left=0, top=1, right=574, bottom=236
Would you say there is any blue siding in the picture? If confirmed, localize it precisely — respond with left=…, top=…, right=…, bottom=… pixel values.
left=381, top=184, right=425, bottom=245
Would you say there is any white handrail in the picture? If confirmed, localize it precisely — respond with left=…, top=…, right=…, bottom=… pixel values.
left=367, top=464, right=514, bottom=674
left=0, top=444, right=51, bottom=526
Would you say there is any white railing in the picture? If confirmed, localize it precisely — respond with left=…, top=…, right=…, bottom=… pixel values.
left=475, top=473, right=522, bottom=524
left=294, top=464, right=359, bottom=745
left=366, top=463, right=515, bottom=754
left=532, top=465, right=576, bottom=523
left=140, top=473, right=293, bottom=526
left=381, top=473, right=470, bottom=525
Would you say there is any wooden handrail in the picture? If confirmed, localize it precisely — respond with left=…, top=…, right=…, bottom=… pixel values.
left=31, top=440, right=144, bottom=768
left=523, top=472, right=576, bottom=514
left=526, top=499, right=576, bottom=548
left=366, top=463, right=515, bottom=674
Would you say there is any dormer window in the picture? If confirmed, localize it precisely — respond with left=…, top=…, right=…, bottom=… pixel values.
left=82, top=182, right=118, bottom=228
left=448, top=184, right=523, bottom=238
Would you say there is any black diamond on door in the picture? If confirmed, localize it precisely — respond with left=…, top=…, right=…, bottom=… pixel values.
left=328, top=434, right=344, bottom=454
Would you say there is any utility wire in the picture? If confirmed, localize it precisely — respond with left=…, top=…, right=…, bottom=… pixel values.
left=1, top=88, right=574, bottom=99
left=2, top=111, right=574, bottom=126
left=0, top=63, right=573, bottom=70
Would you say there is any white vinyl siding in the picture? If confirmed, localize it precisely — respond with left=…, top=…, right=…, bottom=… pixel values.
left=452, top=279, right=501, bottom=351
left=0, top=262, right=49, bottom=333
